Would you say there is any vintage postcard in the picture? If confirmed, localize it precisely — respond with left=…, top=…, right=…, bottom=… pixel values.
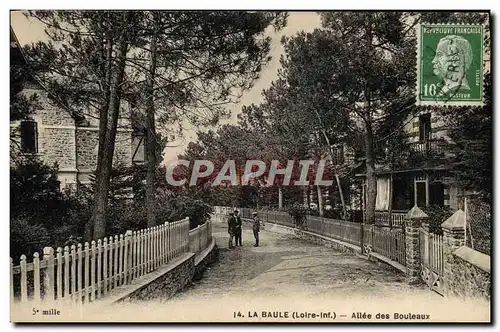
left=9, top=10, right=491, bottom=323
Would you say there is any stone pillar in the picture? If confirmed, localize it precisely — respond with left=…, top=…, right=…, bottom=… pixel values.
left=421, top=219, right=430, bottom=233
left=441, top=209, right=466, bottom=297
left=405, top=205, right=428, bottom=284
left=441, top=209, right=466, bottom=248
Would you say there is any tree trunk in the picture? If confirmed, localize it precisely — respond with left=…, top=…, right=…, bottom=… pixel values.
left=85, top=30, right=113, bottom=242
left=365, top=119, right=377, bottom=225
left=303, top=187, right=308, bottom=208
left=278, top=186, right=283, bottom=209
left=317, top=185, right=324, bottom=216
left=333, top=171, right=347, bottom=218
left=313, top=110, right=347, bottom=219
left=306, top=186, right=311, bottom=209
left=145, top=18, right=158, bottom=228
left=388, top=173, right=393, bottom=229
left=91, top=16, right=129, bottom=240
left=364, top=15, right=377, bottom=226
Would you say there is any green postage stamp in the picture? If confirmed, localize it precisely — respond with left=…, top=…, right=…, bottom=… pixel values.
left=416, top=23, right=485, bottom=106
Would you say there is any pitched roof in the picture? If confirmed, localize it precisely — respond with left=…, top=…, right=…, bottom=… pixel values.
left=10, top=26, right=86, bottom=123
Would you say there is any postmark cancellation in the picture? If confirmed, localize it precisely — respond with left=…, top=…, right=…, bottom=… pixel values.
left=416, top=23, right=486, bottom=106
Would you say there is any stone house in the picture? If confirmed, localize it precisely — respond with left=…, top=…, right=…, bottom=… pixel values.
left=301, top=106, right=463, bottom=223
left=352, top=109, right=462, bottom=225
left=10, top=28, right=144, bottom=190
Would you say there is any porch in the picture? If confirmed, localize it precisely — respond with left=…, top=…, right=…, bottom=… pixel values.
left=374, top=210, right=407, bottom=228
left=359, top=169, right=459, bottom=226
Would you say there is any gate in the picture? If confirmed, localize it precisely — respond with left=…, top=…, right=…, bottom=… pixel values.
left=419, top=228, right=445, bottom=295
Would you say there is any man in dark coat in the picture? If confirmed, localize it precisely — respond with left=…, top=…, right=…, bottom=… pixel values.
left=252, top=211, right=260, bottom=247
left=227, top=212, right=237, bottom=248
left=234, top=210, right=242, bottom=246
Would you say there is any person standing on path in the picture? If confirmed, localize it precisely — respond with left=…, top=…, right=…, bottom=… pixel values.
left=252, top=211, right=260, bottom=247
left=227, top=212, right=237, bottom=248
left=234, top=210, right=242, bottom=246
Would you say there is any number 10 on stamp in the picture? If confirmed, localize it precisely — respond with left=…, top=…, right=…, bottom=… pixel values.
left=416, top=23, right=485, bottom=106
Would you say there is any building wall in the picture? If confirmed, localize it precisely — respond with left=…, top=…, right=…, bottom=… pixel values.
left=11, top=85, right=135, bottom=188
left=11, top=87, right=78, bottom=173
left=404, top=109, right=449, bottom=143
left=39, top=127, right=77, bottom=171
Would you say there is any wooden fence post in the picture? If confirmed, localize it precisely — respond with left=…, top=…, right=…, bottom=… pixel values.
left=113, top=235, right=119, bottom=289
left=165, top=222, right=170, bottom=263
left=43, top=247, right=55, bottom=302
left=131, top=231, right=137, bottom=280
left=139, top=230, right=144, bottom=277
left=77, top=243, right=83, bottom=304
left=118, top=234, right=124, bottom=286
left=102, top=239, right=108, bottom=296
left=63, top=246, right=70, bottom=301
left=124, top=230, right=132, bottom=285
left=33, top=252, right=41, bottom=303
left=90, top=241, right=96, bottom=302
left=70, top=245, right=76, bottom=301
left=20, top=255, right=27, bottom=303
left=155, top=225, right=159, bottom=267
left=10, top=257, right=14, bottom=304
left=97, top=240, right=102, bottom=299
left=84, top=242, right=90, bottom=304
left=359, top=222, right=365, bottom=255
left=56, top=247, right=63, bottom=301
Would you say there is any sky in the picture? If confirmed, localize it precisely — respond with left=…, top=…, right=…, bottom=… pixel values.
left=10, top=11, right=322, bottom=163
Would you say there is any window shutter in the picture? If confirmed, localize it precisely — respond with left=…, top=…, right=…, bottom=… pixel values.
left=131, top=134, right=144, bottom=163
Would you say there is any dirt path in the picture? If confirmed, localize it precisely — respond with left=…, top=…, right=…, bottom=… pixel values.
left=171, top=220, right=434, bottom=300
left=99, top=220, right=490, bottom=322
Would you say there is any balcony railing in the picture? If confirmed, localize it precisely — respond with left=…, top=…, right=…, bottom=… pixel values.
left=374, top=210, right=407, bottom=228
left=402, top=139, right=446, bottom=159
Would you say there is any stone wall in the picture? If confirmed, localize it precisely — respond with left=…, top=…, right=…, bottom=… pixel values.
left=76, top=129, right=99, bottom=172
left=114, top=239, right=218, bottom=303
left=405, top=109, right=449, bottom=143
left=76, top=129, right=133, bottom=171
left=295, top=229, right=361, bottom=255
left=39, top=127, right=76, bottom=170
left=11, top=85, right=136, bottom=187
left=26, top=87, right=75, bottom=126
left=438, top=210, right=490, bottom=300
left=114, top=130, right=133, bottom=167
left=444, top=246, right=490, bottom=300
left=193, top=243, right=219, bottom=281
left=125, top=254, right=195, bottom=302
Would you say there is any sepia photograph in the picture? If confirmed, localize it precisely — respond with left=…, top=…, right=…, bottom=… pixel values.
left=9, top=8, right=491, bottom=323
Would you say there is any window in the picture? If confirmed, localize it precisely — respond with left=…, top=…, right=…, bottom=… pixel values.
left=416, top=182, right=427, bottom=207
left=392, top=177, right=414, bottom=210
left=429, top=182, right=444, bottom=206
left=20, top=120, right=38, bottom=153
left=419, top=113, right=431, bottom=141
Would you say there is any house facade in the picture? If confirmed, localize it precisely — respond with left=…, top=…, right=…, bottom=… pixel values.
left=10, top=28, right=144, bottom=190
left=354, top=109, right=462, bottom=225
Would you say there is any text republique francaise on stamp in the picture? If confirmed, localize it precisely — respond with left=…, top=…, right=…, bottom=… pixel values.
left=416, top=23, right=485, bottom=106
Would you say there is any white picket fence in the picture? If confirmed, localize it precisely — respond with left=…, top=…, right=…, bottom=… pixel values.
left=188, top=221, right=213, bottom=256
left=10, top=218, right=212, bottom=305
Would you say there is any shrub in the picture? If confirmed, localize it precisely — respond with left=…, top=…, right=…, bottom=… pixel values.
left=10, top=218, right=50, bottom=263
left=10, top=157, right=82, bottom=260
left=423, top=205, right=454, bottom=235
left=158, top=195, right=213, bottom=229
left=287, top=203, right=308, bottom=228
